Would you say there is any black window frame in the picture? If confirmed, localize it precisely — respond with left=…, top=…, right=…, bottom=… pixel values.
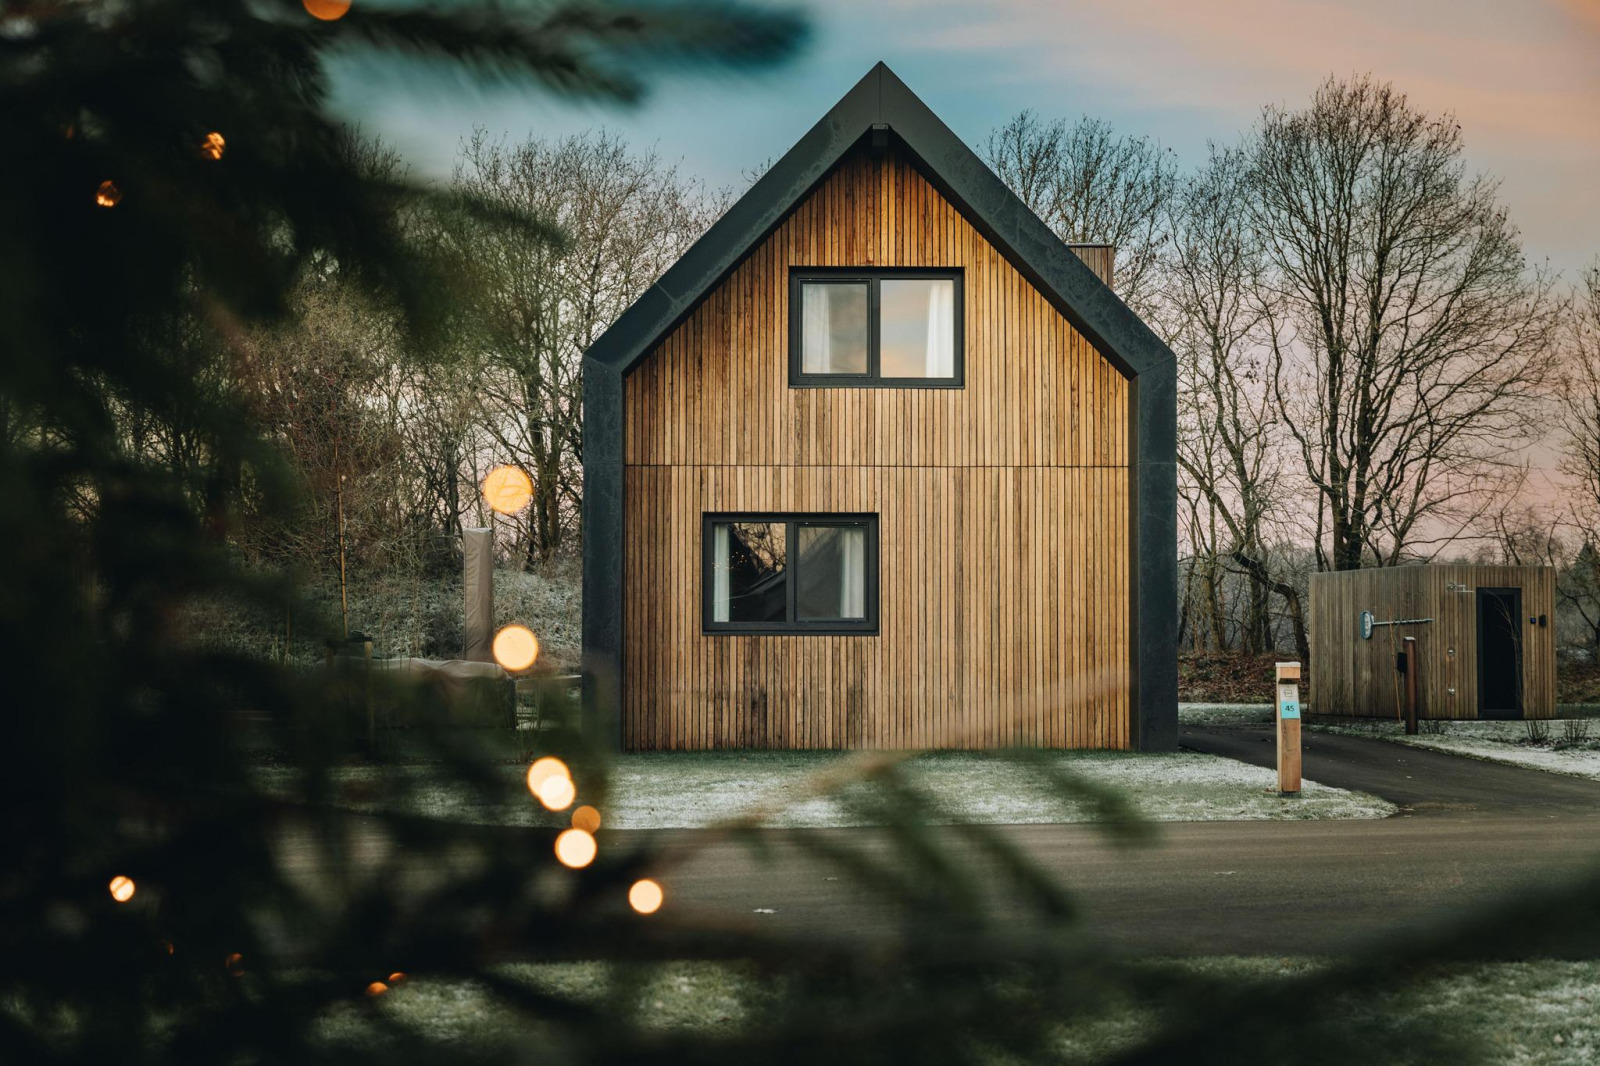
left=701, top=513, right=879, bottom=635
left=788, top=267, right=964, bottom=388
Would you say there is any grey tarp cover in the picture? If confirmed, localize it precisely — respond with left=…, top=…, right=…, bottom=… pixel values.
left=370, top=656, right=506, bottom=700
left=462, top=527, right=494, bottom=662
left=365, top=656, right=512, bottom=728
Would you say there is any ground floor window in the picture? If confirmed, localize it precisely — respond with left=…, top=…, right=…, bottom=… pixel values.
left=703, top=514, right=878, bottom=634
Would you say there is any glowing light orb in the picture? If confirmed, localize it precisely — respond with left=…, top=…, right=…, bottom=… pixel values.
left=108, top=875, right=135, bottom=902
left=571, top=805, right=602, bottom=833
left=201, top=132, right=225, bottom=160
left=525, top=756, right=569, bottom=797
left=95, top=181, right=121, bottom=208
left=554, top=828, right=596, bottom=869
left=224, top=952, right=244, bottom=975
left=388, top=972, right=406, bottom=983
left=365, top=981, right=388, bottom=997
left=493, top=624, right=539, bottom=672
left=535, top=773, right=576, bottom=811
left=628, top=878, right=664, bottom=915
left=482, top=465, right=533, bottom=514
left=303, top=0, right=352, bottom=19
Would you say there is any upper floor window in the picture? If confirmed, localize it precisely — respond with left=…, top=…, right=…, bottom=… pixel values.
left=789, top=269, right=963, bottom=387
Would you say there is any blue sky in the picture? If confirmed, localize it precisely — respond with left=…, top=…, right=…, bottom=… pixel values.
left=330, top=0, right=1600, bottom=277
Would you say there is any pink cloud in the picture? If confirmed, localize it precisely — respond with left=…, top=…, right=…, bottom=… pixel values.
left=870, top=0, right=1599, bottom=271
left=897, top=0, right=1600, bottom=143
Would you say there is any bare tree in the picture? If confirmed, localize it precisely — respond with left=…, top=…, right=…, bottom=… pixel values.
left=1164, top=146, right=1308, bottom=659
left=1557, top=262, right=1600, bottom=515
left=1554, top=261, right=1600, bottom=647
left=235, top=277, right=420, bottom=577
left=983, top=111, right=1176, bottom=316
left=1251, top=76, right=1562, bottom=571
left=441, top=130, right=724, bottom=564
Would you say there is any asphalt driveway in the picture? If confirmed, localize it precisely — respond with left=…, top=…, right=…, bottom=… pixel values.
left=1180, top=720, right=1600, bottom=813
left=642, top=728, right=1600, bottom=955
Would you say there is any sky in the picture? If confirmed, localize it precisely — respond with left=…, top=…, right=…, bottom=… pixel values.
left=330, top=0, right=1600, bottom=280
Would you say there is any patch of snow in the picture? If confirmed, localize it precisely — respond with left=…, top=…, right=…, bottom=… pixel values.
left=1179, top=703, right=1274, bottom=725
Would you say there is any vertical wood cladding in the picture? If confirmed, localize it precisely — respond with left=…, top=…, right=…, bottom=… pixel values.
left=622, top=146, right=1131, bottom=749
left=1309, top=565, right=1556, bottom=720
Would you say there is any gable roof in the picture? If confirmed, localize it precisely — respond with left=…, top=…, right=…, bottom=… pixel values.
left=584, top=62, right=1174, bottom=383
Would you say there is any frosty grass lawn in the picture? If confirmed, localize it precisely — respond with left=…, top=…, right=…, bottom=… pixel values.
left=1314, top=717, right=1600, bottom=782
left=275, top=746, right=1392, bottom=829
left=1177, top=702, right=1274, bottom=725
left=602, top=750, right=1393, bottom=827
left=318, top=957, right=1600, bottom=1064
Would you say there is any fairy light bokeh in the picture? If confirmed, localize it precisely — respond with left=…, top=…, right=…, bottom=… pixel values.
left=535, top=773, right=575, bottom=811
left=302, top=0, right=352, bottom=20
left=108, top=875, right=135, bottom=902
left=493, top=624, right=539, bottom=672
left=482, top=464, right=533, bottom=514
left=628, top=878, right=664, bottom=915
left=526, top=756, right=569, bottom=796
left=571, top=805, right=602, bottom=833
left=554, top=828, right=596, bottom=869
left=95, top=181, right=120, bottom=207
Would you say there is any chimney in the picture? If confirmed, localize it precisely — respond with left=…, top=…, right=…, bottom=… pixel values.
left=1068, top=244, right=1114, bottom=291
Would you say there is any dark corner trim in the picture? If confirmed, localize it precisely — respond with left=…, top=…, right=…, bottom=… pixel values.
left=1131, top=364, right=1178, bottom=751
left=581, top=359, right=625, bottom=750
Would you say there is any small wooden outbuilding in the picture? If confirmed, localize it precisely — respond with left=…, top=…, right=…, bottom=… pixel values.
left=1309, top=565, right=1556, bottom=720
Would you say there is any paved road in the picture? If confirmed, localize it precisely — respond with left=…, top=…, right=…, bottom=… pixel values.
left=642, top=729, right=1600, bottom=955
left=275, top=728, right=1600, bottom=958
left=1181, top=721, right=1600, bottom=813
left=643, top=814, right=1600, bottom=957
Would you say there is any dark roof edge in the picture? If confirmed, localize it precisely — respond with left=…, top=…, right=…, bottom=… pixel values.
left=584, top=61, right=1175, bottom=382
left=585, top=64, right=885, bottom=373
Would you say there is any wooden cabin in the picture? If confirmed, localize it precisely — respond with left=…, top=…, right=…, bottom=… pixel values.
left=581, top=64, right=1177, bottom=751
left=1309, top=565, right=1556, bottom=720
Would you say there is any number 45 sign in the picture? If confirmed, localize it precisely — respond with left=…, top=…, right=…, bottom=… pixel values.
left=1275, top=662, right=1302, bottom=795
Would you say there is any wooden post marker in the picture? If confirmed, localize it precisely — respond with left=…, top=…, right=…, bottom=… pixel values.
left=1276, top=662, right=1302, bottom=796
left=1402, top=636, right=1419, bottom=736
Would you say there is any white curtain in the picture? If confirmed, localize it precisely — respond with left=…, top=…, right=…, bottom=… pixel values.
left=838, top=526, right=865, bottom=618
left=802, top=284, right=832, bottom=374
left=713, top=524, right=731, bottom=622
left=925, top=280, right=955, bottom=378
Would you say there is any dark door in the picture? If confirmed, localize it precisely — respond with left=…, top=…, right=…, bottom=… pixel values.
left=1476, top=587, right=1523, bottom=720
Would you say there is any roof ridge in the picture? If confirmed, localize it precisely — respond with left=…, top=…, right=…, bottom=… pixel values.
left=584, top=61, right=1171, bottom=382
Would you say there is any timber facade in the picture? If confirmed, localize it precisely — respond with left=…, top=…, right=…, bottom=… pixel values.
left=582, top=64, right=1178, bottom=751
